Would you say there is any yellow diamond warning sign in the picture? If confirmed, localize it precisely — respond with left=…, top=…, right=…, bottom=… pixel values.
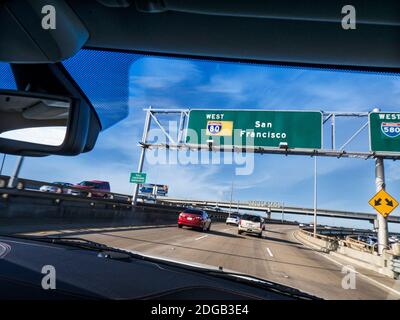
left=368, top=189, right=399, bottom=218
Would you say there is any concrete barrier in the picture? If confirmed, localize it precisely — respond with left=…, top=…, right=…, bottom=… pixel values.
left=295, top=229, right=338, bottom=253
left=0, top=190, right=230, bottom=235
left=296, top=228, right=400, bottom=279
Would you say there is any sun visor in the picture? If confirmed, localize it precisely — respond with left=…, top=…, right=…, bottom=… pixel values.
left=0, top=0, right=89, bottom=63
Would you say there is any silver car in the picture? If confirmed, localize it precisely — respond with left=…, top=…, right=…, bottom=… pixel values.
left=226, top=213, right=240, bottom=226
left=238, top=214, right=263, bottom=238
left=40, top=182, right=73, bottom=194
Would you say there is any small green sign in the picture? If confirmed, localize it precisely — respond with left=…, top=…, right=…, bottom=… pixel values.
left=186, top=110, right=323, bottom=149
left=369, top=112, right=400, bottom=153
left=130, top=172, right=146, bottom=184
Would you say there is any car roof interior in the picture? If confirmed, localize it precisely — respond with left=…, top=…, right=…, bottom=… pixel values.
left=1, top=0, right=400, bottom=71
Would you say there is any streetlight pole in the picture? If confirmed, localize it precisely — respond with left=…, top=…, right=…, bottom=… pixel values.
left=8, top=156, right=24, bottom=188
left=229, top=170, right=234, bottom=213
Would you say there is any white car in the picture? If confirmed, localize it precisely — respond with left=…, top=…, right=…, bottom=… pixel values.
left=226, top=213, right=240, bottom=226
left=39, top=182, right=73, bottom=194
left=238, top=214, right=263, bottom=238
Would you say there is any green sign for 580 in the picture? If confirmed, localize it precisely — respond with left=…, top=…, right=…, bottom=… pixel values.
left=369, top=112, right=400, bottom=153
left=186, top=110, right=323, bottom=149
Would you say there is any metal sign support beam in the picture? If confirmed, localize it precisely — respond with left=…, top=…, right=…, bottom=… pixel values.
left=375, top=157, right=388, bottom=255
left=132, top=108, right=152, bottom=205
left=7, top=156, right=24, bottom=188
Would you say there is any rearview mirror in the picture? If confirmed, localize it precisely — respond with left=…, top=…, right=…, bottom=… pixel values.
left=0, top=92, right=70, bottom=146
left=0, top=90, right=97, bottom=156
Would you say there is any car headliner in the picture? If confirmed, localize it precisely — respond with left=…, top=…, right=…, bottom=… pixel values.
left=64, top=0, right=400, bottom=72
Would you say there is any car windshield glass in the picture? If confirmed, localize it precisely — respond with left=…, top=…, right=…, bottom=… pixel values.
left=1, top=50, right=400, bottom=300
left=79, top=182, right=96, bottom=187
left=183, top=209, right=203, bottom=215
left=242, top=215, right=261, bottom=222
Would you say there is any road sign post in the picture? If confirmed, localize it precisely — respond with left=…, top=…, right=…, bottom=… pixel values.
left=374, top=157, right=388, bottom=255
left=7, top=156, right=24, bottom=188
left=132, top=108, right=152, bottom=205
left=313, top=156, right=318, bottom=237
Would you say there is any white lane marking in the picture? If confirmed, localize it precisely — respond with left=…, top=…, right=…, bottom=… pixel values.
left=195, top=235, right=208, bottom=241
left=291, top=231, right=400, bottom=298
left=266, top=247, right=274, bottom=257
left=222, top=228, right=234, bottom=232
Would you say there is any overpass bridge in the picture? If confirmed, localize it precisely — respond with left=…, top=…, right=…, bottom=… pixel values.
left=0, top=175, right=399, bottom=224
left=158, top=197, right=400, bottom=224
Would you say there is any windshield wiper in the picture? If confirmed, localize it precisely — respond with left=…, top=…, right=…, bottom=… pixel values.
left=4, top=234, right=140, bottom=260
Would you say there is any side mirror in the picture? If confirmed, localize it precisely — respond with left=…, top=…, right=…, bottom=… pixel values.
left=0, top=89, right=98, bottom=156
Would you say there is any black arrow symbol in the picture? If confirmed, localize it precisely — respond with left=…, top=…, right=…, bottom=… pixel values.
left=374, top=198, right=382, bottom=206
left=385, top=198, right=394, bottom=207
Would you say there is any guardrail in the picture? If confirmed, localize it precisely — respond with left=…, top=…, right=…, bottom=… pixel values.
left=297, top=228, right=338, bottom=252
left=300, top=228, right=338, bottom=241
left=340, top=235, right=377, bottom=254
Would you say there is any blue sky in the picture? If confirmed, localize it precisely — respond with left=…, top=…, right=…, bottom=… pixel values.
left=1, top=50, right=400, bottom=231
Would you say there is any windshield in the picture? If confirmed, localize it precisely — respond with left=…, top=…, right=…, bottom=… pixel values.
left=241, top=215, right=261, bottom=222
left=78, top=181, right=96, bottom=187
left=183, top=209, right=203, bottom=215
left=1, top=50, right=400, bottom=301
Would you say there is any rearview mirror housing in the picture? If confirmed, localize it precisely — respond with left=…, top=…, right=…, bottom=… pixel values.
left=0, top=89, right=97, bottom=156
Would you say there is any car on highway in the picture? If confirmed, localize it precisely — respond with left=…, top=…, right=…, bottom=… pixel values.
left=39, top=182, right=73, bottom=194
left=238, top=214, right=264, bottom=238
left=226, top=212, right=240, bottom=225
left=389, top=236, right=399, bottom=244
left=178, top=208, right=212, bottom=232
left=71, top=180, right=111, bottom=198
left=205, top=205, right=222, bottom=212
left=366, top=236, right=378, bottom=246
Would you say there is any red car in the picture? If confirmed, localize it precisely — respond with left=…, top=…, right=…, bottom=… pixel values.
left=178, top=208, right=211, bottom=232
left=71, top=180, right=111, bottom=198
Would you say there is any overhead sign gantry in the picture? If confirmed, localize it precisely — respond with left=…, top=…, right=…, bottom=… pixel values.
left=132, top=107, right=400, bottom=255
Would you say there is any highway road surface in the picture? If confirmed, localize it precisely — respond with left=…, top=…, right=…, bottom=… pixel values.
left=24, top=222, right=400, bottom=300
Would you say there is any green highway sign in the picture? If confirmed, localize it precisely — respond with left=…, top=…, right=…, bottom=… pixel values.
left=186, top=110, right=323, bottom=149
left=130, top=172, right=146, bottom=184
left=369, top=112, right=400, bottom=153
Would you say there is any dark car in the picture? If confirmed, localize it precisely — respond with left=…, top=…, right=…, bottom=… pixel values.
left=71, top=180, right=111, bottom=198
left=178, top=208, right=212, bottom=232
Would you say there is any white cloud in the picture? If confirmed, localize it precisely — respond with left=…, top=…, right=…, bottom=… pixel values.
left=386, top=162, right=400, bottom=183
left=129, top=57, right=201, bottom=90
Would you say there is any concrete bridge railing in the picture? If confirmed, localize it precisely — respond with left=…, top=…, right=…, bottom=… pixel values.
left=296, top=228, right=400, bottom=279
